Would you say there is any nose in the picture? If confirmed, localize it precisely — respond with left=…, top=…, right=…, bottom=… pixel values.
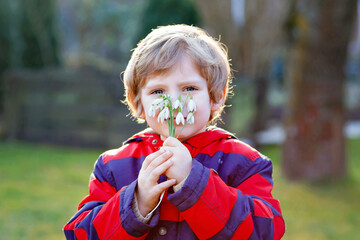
left=166, top=89, right=182, bottom=100
left=165, top=90, right=189, bottom=113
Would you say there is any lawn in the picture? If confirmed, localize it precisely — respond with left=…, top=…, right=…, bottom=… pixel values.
left=0, top=139, right=359, bottom=239
left=263, top=138, right=360, bottom=240
left=0, top=142, right=100, bottom=240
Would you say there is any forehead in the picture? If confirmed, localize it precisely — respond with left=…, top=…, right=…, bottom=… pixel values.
left=143, top=54, right=205, bottom=87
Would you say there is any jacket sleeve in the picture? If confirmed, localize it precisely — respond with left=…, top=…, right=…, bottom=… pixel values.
left=167, top=147, right=285, bottom=239
left=63, top=155, right=160, bottom=240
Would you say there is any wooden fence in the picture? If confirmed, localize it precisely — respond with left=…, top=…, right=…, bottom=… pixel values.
left=3, top=67, right=144, bottom=148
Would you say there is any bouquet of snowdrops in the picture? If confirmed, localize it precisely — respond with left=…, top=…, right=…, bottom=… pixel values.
left=148, top=93, right=196, bottom=138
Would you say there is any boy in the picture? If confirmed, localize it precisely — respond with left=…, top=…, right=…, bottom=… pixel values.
left=64, top=24, right=285, bottom=239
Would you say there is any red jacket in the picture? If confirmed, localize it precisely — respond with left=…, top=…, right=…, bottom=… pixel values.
left=64, top=128, right=285, bottom=239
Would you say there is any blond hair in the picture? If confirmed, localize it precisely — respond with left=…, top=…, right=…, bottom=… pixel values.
left=123, top=24, right=232, bottom=123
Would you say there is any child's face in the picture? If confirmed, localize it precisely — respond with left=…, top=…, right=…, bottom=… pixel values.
left=140, top=55, right=222, bottom=142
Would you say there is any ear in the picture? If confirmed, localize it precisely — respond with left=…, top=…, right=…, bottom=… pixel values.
left=211, top=88, right=226, bottom=111
left=138, top=104, right=146, bottom=120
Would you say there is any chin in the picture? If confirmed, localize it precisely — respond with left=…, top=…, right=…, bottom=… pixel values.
left=175, top=128, right=197, bottom=142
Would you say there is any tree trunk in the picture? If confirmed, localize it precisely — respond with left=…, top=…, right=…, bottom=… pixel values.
left=283, top=0, right=357, bottom=180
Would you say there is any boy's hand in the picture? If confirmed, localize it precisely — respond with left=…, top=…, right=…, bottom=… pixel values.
left=162, top=137, right=192, bottom=183
left=136, top=149, right=176, bottom=216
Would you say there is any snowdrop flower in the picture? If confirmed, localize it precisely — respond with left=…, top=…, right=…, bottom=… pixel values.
left=147, top=93, right=196, bottom=138
left=148, top=105, right=156, bottom=118
left=186, top=112, right=195, bottom=124
left=157, top=100, right=166, bottom=110
left=157, top=107, right=170, bottom=123
left=175, top=112, right=185, bottom=125
left=151, top=98, right=166, bottom=110
left=173, top=98, right=181, bottom=110
left=152, top=98, right=164, bottom=106
left=187, top=97, right=197, bottom=112
left=168, top=94, right=174, bottom=102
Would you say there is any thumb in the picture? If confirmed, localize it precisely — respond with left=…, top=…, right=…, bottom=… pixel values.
left=163, top=136, right=180, bottom=147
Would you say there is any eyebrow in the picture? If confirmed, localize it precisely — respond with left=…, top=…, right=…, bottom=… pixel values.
left=143, top=76, right=205, bottom=90
left=179, top=78, right=206, bottom=86
left=143, top=82, right=165, bottom=90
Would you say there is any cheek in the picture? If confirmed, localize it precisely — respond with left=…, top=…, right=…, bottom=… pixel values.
left=194, top=100, right=211, bottom=116
left=198, top=94, right=211, bottom=109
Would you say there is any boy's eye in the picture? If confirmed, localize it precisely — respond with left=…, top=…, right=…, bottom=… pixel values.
left=185, top=86, right=196, bottom=92
left=152, top=89, right=164, bottom=94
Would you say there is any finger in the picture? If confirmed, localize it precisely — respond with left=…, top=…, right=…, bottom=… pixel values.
left=154, top=179, right=177, bottom=195
left=139, top=151, right=173, bottom=185
left=147, top=150, right=173, bottom=172
left=159, top=146, right=170, bottom=153
left=150, top=159, right=174, bottom=179
left=163, top=136, right=181, bottom=147
left=142, top=148, right=165, bottom=169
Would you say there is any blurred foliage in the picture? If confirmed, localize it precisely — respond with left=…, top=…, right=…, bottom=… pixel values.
left=57, top=0, right=200, bottom=71
left=0, top=0, right=59, bottom=111
left=20, top=0, right=59, bottom=68
left=0, top=0, right=59, bottom=69
left=134, top=0, right=200, bottom=46
left=0, top=2, right=11, bottom=72
left=0, top=1, right=13, bottom=112
left=63, top=0, right=140, bottom=64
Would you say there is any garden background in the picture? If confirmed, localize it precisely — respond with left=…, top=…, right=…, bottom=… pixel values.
left=0, top=0, right=360, bottom=239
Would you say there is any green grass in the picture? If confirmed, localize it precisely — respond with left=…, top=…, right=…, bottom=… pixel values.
left=0, top=139, right=359, bottom=239
left=262, top=138, right=360, bottom=240
left=0, top=142, right=101, bottom=240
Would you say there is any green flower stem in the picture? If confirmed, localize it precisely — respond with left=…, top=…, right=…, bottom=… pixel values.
left=166, top=97, right=175, bottom=137
left=176, top=123, right=186, bottom=139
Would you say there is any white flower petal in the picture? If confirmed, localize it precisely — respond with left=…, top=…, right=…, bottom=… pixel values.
left=157, top=111, right=164, bottom=123
left=152, top=98, right=164, bottom=106
left=164, top=107, right=170, bottom=119
left=148, top=105, right=156, bottom=117
left=157, top=101, right=166, bottom=110
left=176, top=112, right=185, bottom=125
left=167, top=94, right=173, bottom=101
left=157, top=107, right=170, bottom=123
left=188, top=99, right=197, bottom=112
left=173, top=99, right=181, bottom=109
left=187, top=112, right=195, bottom=124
